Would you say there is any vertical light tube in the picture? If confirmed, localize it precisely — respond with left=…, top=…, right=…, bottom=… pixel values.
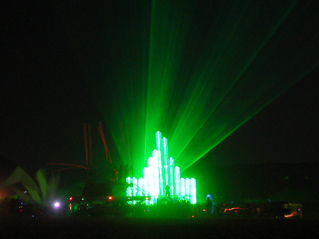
left=169, top=157, right=174, bottom=195
left=186, top=178, right=190, bottom=201
left=143, top=167, right=150, bottom=205
left=152, top=149, right=160, bottom=201
left=138, top=177, right=143, bottom=196
left=140, top=131, right=198, bottom=204
left=133, top=177, right=137, bottom=196
left=190, top=178, right=196, bottom=204
left=126, top=177, right=132, bottom=197
left=148, top=156, right=155, bottom=204
left=174, top=166, right=180, bottom=197
left=132, top=177, right=137, bottom=205
left=143, top=167, right=149, bottom=197
left=156, top=131, right=164, bottom=195
left=163, top=137, right=169, bottom=189
left=181, top=178, right=185, bottom=199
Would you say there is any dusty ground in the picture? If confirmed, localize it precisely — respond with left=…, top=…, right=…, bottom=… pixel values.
left=1, top=216, right=318, bottom=239
left=0, top=217, right=319, bottom=239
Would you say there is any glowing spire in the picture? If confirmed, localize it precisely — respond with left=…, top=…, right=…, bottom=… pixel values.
left=126, top=131, right=197, bottom=204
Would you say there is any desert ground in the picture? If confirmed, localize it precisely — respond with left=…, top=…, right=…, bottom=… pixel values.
left=1, top=216, right=319, bottom=239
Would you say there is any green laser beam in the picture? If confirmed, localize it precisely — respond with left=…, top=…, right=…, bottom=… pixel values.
left=61, top=0, right=319, bottom=175
left=170, top=0, right=299, bottom=167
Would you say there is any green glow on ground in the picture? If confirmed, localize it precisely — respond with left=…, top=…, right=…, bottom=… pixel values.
left=68, top=1, right=319, bottom=174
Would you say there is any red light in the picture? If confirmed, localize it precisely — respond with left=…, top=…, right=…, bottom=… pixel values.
left=108, top=196, right=113, bottom=200
left=192, top=215, right=195, bottom=218
left=203, top=209, right=206, bottom=212
left=235, top=210, right=238, bottom=213
left=69, top=197, right=73, bottom=201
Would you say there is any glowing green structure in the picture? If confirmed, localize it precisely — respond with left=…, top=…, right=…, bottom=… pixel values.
left=126, top=131, right=196, bottom=204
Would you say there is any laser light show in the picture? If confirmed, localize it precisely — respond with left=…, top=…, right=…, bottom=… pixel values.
left=126, top=131, right=197, bottom=204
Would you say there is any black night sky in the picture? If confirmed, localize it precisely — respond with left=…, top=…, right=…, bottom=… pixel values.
left=1, top=0, right=319, bottom=177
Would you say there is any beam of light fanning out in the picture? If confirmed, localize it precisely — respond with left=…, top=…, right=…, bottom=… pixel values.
left=74, top=0, right=319, bottom=174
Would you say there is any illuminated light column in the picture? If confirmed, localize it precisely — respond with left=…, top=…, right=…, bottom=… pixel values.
left=169, top=157, right=174, bottom=195
left=148, top=156, right=155, bottom=204
left=138, top=131, right=197, bottom=204
left=132, top=177, right=138, bottom=205
left=190, top=178, right=197, bottom=204
left=181, top=178, right=185, bottom=199
left=163, top=137, right=169, bottom=189
left=143, top=167, right=149, bottom=196
left=133, top=177, right=137, bottom=196
left=126, top=177, right=132, bottom=197
left=156, top=131, right=164, bottom=195
left=143, top=167, right=150, bottom=205
left=186, top=178, right=190, bottom=201
left=138, top=177, right=143, bottom=196
left=152, top=149, right=160, bottom=201
left=174, top=166, right=180, bottom=197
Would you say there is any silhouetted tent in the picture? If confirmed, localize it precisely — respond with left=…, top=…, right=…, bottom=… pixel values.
left=0, top=155, right=20, bottom=198
left=0, top=155, right=59, bottom=203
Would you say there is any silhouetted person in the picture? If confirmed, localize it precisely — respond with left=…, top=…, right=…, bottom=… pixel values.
left=206, top=197, right=212, bottom=217
left=165, top=185, right=170, bottom=198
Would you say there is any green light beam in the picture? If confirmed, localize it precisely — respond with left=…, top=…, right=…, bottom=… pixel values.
left=170, top=0, right=299, bottom=164
left=62, top=1, right=319, bottom=175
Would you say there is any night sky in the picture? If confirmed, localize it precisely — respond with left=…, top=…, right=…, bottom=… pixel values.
left=1, top=0, right=319, bottom=178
